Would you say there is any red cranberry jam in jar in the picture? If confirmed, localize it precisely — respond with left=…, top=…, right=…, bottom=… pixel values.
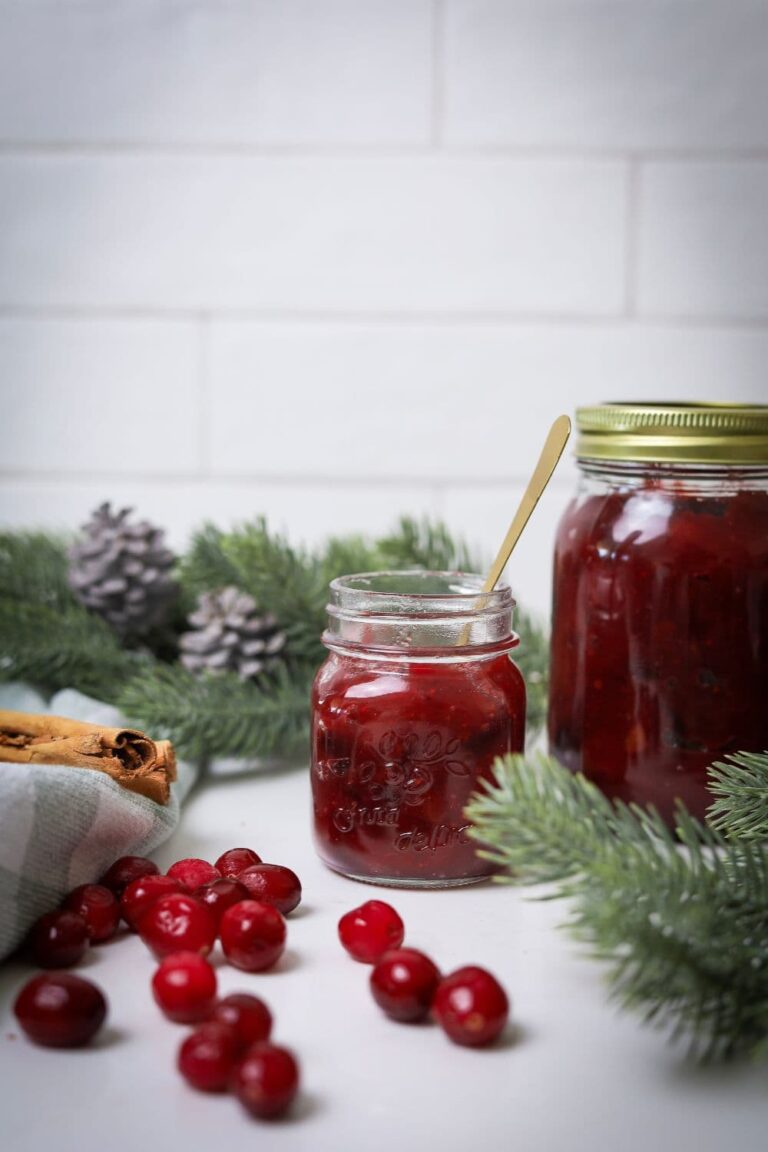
left=549, top=403, right=768, bottom=826
left=311, top=571, right=526, bottom=887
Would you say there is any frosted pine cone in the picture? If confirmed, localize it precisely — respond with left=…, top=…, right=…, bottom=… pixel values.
left=179, top=586, right=286, bottom=680
left=68, top=503, right=177, bottom=637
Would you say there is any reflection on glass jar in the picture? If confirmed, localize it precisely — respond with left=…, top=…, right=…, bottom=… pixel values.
left=311, top=571, right=526, bottom=887
left=549, top=403, right=768, bottom=825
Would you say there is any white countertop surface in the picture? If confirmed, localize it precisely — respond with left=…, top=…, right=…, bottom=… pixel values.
left=2, top=765, right=766, bottom=1152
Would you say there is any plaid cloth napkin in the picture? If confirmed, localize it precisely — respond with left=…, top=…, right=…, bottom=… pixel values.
left=0, top=682, right=197, bottom=961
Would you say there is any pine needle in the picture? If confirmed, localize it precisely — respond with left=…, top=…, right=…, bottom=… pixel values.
left=0, top=597, right=149, bottom=700
left=375, top=516, right=476, bottom=572
left=118, top=663, right=311, bottom=762
left=707, top=752, right=768, bottom=842
left=0, top=517, right=549, bottom=754
left=0, top=531, right=72, bottom=609
left=466, top=753, right=768, bottom=1061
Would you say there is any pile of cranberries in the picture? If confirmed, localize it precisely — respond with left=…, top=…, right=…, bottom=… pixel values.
left=338, top=899, right=510, bottom=1047
left=12, top=851, right=512, bottom=1124
left=12, top=848, right=302, bottom=1121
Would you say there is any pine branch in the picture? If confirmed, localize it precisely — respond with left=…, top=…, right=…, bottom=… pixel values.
left=0, top=520, right=548, bottom=754
left=180, top=520, right=327, bottom=666
left=117, top=663, right=312, bottom=762
left=177, top=524, right=243, bottom=606
left=319, top=533, right=385, bottom=587
left=707, top=752, right=768, bottom=842
left=0, top=531, right=72, bottom=608
left=0, top=597, right=150, bottom=701
left=375, top=516, right=476, bottom=572
left=466, top=753, right=768, bottom=1061
left=512, top=608, right=549, bottom=738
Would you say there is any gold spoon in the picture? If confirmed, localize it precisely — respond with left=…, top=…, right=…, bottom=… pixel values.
left=460, top=414, right=571, bottom=644
left=481, top=413, right=571, bottom=595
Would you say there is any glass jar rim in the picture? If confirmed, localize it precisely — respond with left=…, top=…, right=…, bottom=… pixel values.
left=328, top=570, right=515, bottom=614
left=324, top=571, right=518, bottom=658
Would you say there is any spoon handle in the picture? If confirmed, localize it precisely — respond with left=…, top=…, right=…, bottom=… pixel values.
left=482, top=414, right=571, bottom=593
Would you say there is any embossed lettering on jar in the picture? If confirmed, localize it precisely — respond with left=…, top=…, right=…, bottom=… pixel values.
left=311, top=572, right=526, bottom=887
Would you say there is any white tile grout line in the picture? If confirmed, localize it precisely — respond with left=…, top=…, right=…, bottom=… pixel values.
left=431, top=482, right=446, bottom=521
left=430, top=0, right=445, bottom=150
left=0, top=471, right=578, bottom=489
left=1, top=141, right=768, bottom=162
left=196, top=314, right=212, bottom=478
left=1, top=306, right=768, bottom=330
left=623, top=157, right=641, bottom=319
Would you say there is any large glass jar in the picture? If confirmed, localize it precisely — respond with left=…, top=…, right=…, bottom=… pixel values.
left=311, top=572, right=526, bottom=887
left=549, top=403, right=768, bottom=825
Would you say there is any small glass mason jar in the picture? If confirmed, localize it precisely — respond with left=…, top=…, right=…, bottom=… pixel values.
left=548, top=403, right=768, bottom=826
left=311, top=571, right=526, bottom=887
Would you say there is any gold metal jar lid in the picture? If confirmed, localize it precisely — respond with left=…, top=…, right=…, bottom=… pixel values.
left=575, top=402, right=768, bottom=464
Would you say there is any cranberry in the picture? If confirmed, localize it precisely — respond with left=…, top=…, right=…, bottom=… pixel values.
left=209, top=993, right=272, bottom=1051
left=214, top=847, right=262, bottom=878
left=233, top=1043, right=300, bottom=1119
left=237, top=864, right=302, bottom=915
left=14, top=973, right=107, bottom=1048
left=220, top=901, right=286, bottom=972
left=28, top=910, right=88, bottom=968
left=120, top=874, right=183, bottom=932
left=138, top=893, right=216, bottom=959
left=432, top=965, right=509, bottom=1047
left=166, top=857, right=221, bottom=891
left=192, top=877, right=249, bottom=927
left=177, top=1022, right=240, bottom=1092
left=370, top=948, right=441, bottom=1023
left=338, top=900, right=404, bottom=963
left=152, top=952, right=218, bottom=1024
left=99, top=855, right=159, bottom=896
left=62, top=884, right=120, bottom=944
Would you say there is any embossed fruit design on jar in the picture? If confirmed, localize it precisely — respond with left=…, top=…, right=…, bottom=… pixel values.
left=311, top=572, right=526, bottom=886
left=549, top=403, right=768, bottom=826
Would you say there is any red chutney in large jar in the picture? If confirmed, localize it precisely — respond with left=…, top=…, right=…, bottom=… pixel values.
left=311, top=573, right=526, bottom=887
left=548, top=403, right=768, bottom=826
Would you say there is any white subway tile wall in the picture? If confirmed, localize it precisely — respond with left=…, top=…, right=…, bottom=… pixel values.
left=1, top=1, right=766, bottom=619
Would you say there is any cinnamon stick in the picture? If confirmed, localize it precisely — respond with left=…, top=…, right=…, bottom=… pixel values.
left=0, top=710, right=176, bottom=805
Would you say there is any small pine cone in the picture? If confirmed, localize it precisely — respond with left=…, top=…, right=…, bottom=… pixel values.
left=179, top=586, right=286, bottom=681
left=68, top=502, right=177, bottom=638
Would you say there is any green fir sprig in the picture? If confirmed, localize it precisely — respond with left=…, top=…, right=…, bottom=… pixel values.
left=117, top=663, right=310, bottom=762
left=0, top=517, right=549, bottom=759
left=0, top=598, right=150, bottom=701
left=707, top=751, right=768, bottom=843
left=466, top=752, right=768, bottom=1062
left=0, top=532, right=149, bottom=697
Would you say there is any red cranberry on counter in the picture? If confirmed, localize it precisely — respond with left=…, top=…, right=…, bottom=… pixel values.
left=28, top=910, right=88, bottom=968
left=151, top=952, right=218, bottom=1024
left=178, top=1022, right=240, bottom=1093
left=14, top=973, right=107, bottom=1048
left=233, top=1042, right=300, bottom=1119
left=62, top=884, right=120, bottom=944
left=138, top=893, right=216, bottom=959
left=166, top=857, right=221, bottom=891
left=432, top=965, right=509, bottom=1047
left=338, top=900, right=404, bottom=964
left=209, top=993, right=273, bottom=1052
left=99, top=856, right=159, bottom=897
left=370, top=948, right=441, bottom=1023
left=120, top=874, right=183, bottom=932
left=220, top=901, right=286, bottom=973
left=192, top=878, right=249, bottom=928
left=237, top=864, right=302, bottom=916
left=215, top=847, right=262, bottom=878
